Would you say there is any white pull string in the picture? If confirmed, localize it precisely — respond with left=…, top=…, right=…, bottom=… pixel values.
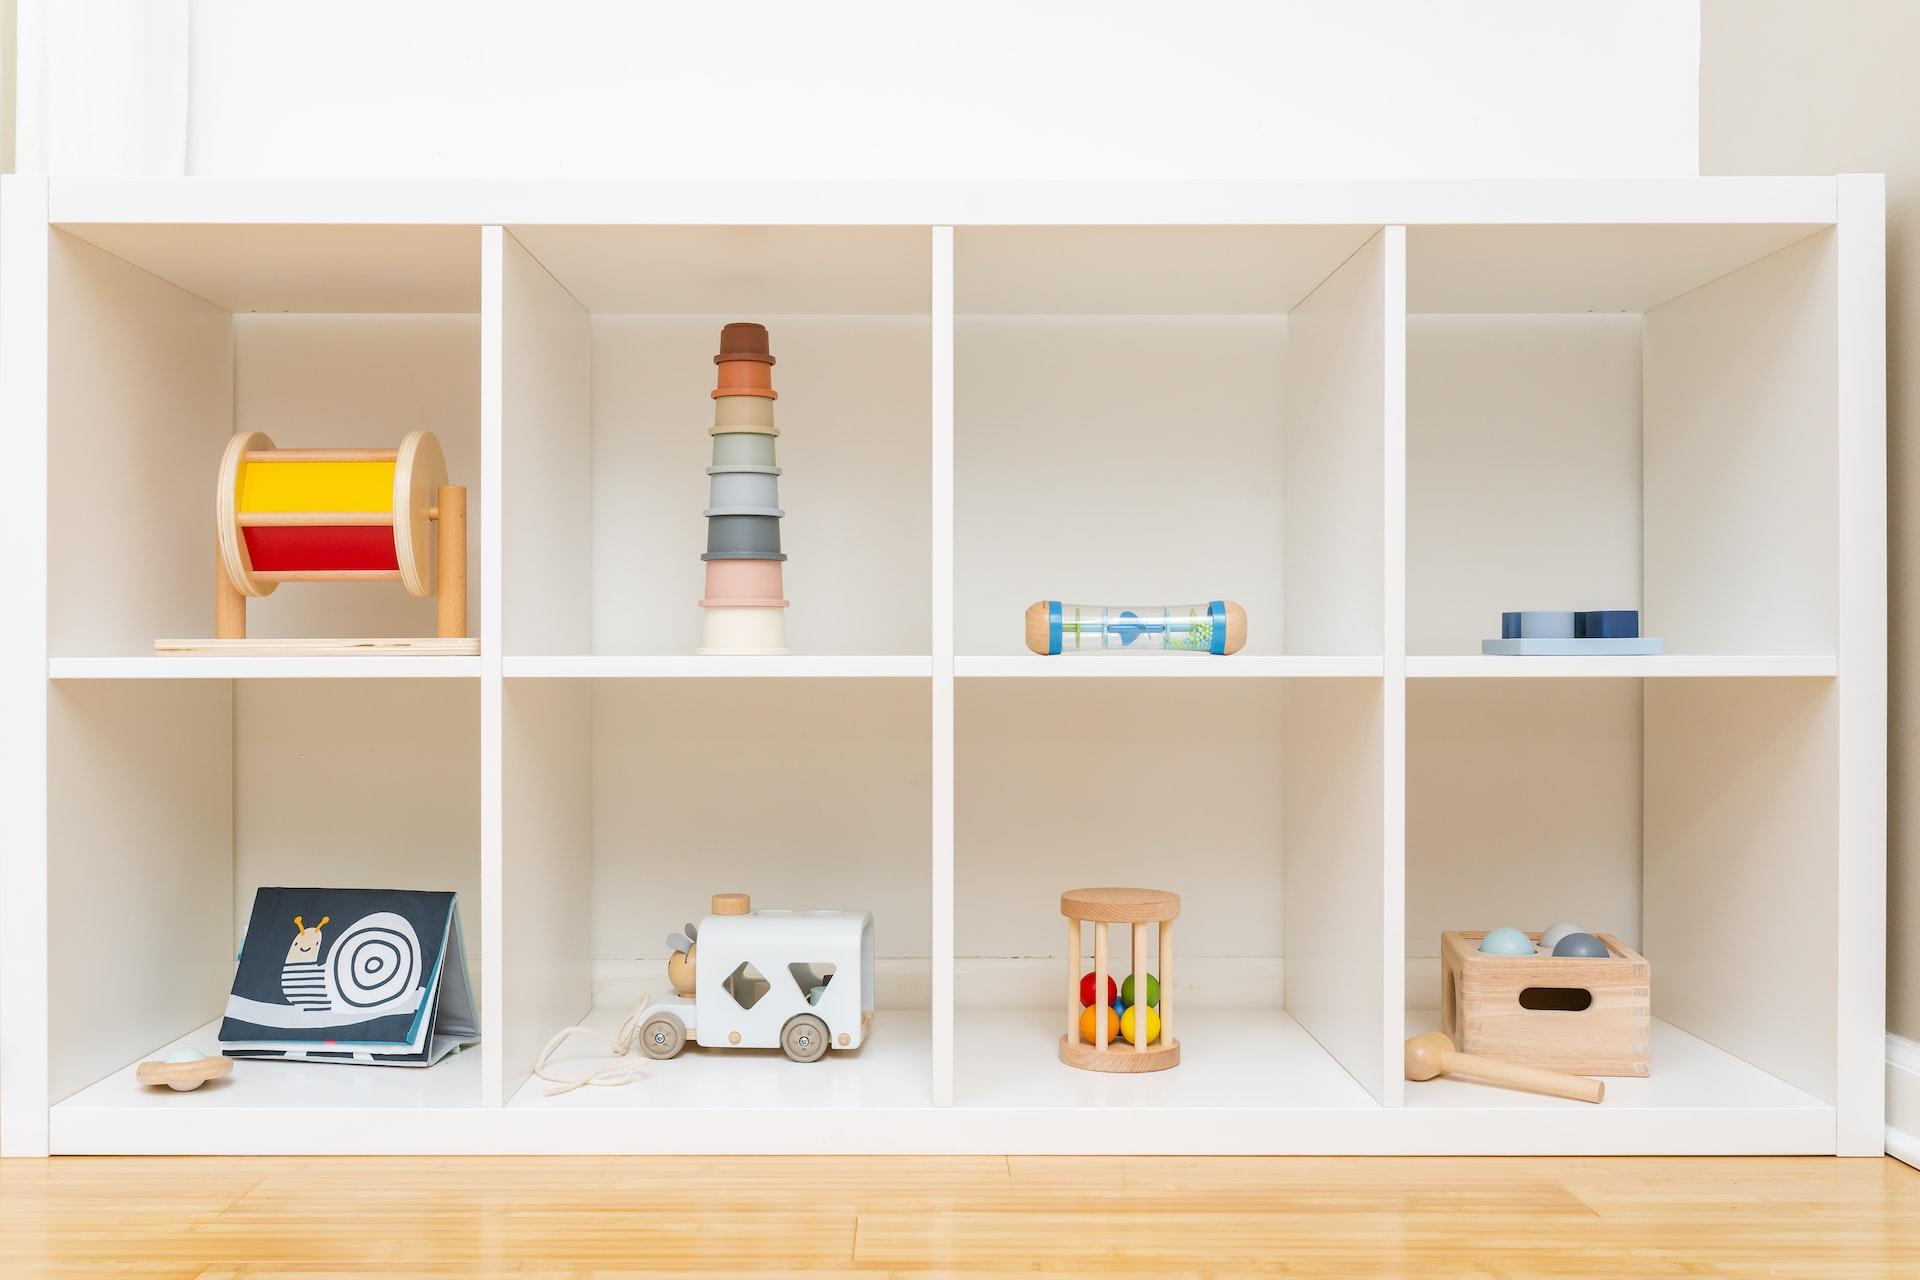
left=530, top=995, right=655, bottom=1096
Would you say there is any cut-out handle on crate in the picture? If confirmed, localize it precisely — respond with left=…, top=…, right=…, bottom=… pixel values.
left=1518, top=987, right=1595, bottom=1012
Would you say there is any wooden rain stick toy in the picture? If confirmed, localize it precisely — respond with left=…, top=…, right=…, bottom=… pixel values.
left=157, top=430, right=474, bottom=656
left=1403, top=1032, right=1605, bottom=1104
left=1025, top=600, right=1247, bottom=655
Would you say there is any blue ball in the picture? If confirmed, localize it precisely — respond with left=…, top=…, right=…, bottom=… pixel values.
left=1479, top=927, right=1536, bottom=956
left=1552, top=932, right=1610, bottom=958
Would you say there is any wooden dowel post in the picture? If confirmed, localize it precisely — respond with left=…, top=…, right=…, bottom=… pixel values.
left=436, top=484, right=467, bottom=639
left=1066, top=916, right=1080, bottom=1043
left=1094, top=922, right=1109, bottom=1047
left=1121, top=924, right=1136, bottom=1059
left=216, top=540, right=246, bottom=640
left=1158, top=918, right=1173, bottom=1046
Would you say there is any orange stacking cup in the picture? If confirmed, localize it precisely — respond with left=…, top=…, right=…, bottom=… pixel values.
left=701, top=558, right=786, bottom=605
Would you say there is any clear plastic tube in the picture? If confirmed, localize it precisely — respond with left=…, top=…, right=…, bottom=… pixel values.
left=1026, top=600, right=1245, bottom=655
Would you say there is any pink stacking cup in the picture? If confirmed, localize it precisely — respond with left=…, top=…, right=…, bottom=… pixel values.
left=702, top=558, right=786, bottom=605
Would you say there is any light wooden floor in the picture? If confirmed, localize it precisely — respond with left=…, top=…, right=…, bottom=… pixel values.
left=2, top=1155, right=1917, bottom=1277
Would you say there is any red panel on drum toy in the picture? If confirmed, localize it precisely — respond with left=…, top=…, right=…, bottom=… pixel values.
left=243, top=526, right=400, bottom=572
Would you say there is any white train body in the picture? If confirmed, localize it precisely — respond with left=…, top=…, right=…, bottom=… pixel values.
left=644, top=906, right=873, bottom=1057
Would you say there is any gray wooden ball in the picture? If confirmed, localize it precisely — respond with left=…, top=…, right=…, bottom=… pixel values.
left=1551, top=931, right=1609, bottom=958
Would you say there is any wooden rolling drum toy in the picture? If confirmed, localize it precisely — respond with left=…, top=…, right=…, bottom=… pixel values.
left=158, top=430, right=473, bottom=656
left=1061, top=887, right=1180, bottom=1073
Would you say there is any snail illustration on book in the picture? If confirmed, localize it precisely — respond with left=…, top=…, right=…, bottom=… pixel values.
left=231, top=910, right=428, bottom=1023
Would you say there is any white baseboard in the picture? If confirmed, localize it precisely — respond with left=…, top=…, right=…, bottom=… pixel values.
left=1889, top=1034, right=1920, bottom=1168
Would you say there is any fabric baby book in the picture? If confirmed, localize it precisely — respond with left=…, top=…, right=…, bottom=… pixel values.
left=219, top=887, right=478, bottom=1066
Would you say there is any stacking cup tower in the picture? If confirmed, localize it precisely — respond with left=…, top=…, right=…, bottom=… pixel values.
left=699, top=322, right=789, bottom=655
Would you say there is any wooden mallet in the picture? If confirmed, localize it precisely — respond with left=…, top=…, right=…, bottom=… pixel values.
left=1404, top=1032, right=1605, bottom=1104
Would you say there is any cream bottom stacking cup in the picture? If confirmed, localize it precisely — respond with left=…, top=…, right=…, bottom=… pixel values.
left=698, top=602, right=790, bottom=655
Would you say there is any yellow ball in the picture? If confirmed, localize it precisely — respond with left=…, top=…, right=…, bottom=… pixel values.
left=1079, top=1003, right=1122, bottom=1046
left=1120, top=1004, right=1161, bottom=1046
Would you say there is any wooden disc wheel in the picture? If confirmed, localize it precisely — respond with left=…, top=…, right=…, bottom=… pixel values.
left=393, top=429, right=446, bottom=598
left=1060, top=887, right=1181, bottom=1073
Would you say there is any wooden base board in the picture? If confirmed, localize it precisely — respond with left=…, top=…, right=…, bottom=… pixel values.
left=1058, top=1034, right=1181, bottom=1073
left=155, top=637, right=480, bottom=657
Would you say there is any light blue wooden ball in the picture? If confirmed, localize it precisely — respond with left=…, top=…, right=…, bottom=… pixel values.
left=1552, top=932, right=1610, bottom=958
left=1539, top=922, right=1587, bottom=953
left=1479, top=927, right=1535, bottom=956
left=165, top=1045, right=208, bottom=1065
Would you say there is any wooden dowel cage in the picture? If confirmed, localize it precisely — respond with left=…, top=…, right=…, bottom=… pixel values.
left=1059, top=887, right=1181, bottom=1073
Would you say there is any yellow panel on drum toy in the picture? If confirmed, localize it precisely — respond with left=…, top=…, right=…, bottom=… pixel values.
left=1060, top=887, right=1180, bottom=1073
left=156, top=430, right=474, bottom=656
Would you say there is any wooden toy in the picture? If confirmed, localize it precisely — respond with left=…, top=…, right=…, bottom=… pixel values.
left=1538, top=921, right=1587, bottom=953
left=1079, top=972, right=1118, bottom=1008
left=634, top=894, right=872, bottom=1063
left=136, top=1048, right=232, bottom=1092
left=1442, top=930, right=1650, bottom=1076
left=1551, top=931, right=1610, bottom=958
left=1026, top=601, right=1246, bottom=655
left=1060, top=887, right=1179, bottom=1073
left=1478, top=927, right=1535, bottom=956
left=158, top=430, right=472, bottom=656
left=1403, top=1032, right=1604, bottom=1104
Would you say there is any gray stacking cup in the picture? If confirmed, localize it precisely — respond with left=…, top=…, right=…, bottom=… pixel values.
left=705, top=510, right=783, bottom=556
left=707, top=465, right=782, bottom=509
left=711, top=433, right=779, bottom=467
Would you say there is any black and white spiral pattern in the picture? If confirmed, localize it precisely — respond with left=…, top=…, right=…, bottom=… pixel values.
left=326, top=912, right=421, bottom=1010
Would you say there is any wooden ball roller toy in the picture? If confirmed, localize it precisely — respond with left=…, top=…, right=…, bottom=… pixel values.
left=1060, top=887, right=1180, bottom=1073
left=160, top=430, right=474, bottom=655
left=1026, top=601, right=1246, bottom=655
left=1403, top=1032, right=1604, bottom=1104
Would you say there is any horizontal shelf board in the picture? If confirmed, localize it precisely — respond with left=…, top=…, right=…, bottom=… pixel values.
left=1406, top=654, right=1837, bottom=679
left=45, top=1010, right=1833, bottom=1155
left=53, top=1017, right=481, bottom=1128
left=957, top=655, right=1383, bottom=678
left=510, top=997, right=930, bottom=1113
left=957, top=1008, right=1377, bottom=1111
left=503, top=655, right=932, bottom=679
left=59, top=223, right=480, bottom=314
left=1402, top=1011, right=1831, bottom=1115
left=1408, top=223, right=1829, bottom=313
left=48, top=177, right=1839, bottom=230
left=50, top=656, right=481, bottom=679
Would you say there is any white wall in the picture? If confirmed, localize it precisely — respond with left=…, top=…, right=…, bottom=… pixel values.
left=16, top=1, right=1700, bottom=178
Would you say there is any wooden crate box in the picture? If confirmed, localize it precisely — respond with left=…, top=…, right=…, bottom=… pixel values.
left=1440, top=931, right=1650, bottom=1077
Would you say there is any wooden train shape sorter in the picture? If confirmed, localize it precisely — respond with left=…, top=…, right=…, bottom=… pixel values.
left=156, top=430, right=475, bottom=656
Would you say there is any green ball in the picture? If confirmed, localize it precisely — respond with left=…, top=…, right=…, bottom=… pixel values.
left=1120, top=972, right=1160, bottom=1007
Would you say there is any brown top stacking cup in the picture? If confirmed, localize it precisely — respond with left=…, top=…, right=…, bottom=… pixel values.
left=715, top=322, right=774, bottom=365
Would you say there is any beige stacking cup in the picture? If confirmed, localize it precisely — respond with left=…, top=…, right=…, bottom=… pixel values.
left=713, top=395, right=777, bottom=434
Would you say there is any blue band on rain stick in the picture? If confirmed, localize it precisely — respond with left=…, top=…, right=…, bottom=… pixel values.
left=1048, top=601, right=1062, bottom=655
left=1209, top=600, right=1226, bottom=654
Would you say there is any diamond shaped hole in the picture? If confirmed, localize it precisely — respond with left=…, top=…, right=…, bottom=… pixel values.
left=790, top=962, right=837, bottom=1004
left=723, top=961, right=770, bottom=1010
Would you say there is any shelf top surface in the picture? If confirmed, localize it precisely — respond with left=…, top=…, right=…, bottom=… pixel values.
left=37, top=176, right=1845, bottom=229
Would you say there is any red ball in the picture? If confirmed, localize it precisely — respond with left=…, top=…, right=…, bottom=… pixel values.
left=1079, top=972, right=1118, bottom=1008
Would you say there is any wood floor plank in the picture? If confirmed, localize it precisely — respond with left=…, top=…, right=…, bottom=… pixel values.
left=0, top=1155, right=1913, bottom=1277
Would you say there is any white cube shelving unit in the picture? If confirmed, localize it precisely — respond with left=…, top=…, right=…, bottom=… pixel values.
left=0, top=177, right=1885, bottom=1156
